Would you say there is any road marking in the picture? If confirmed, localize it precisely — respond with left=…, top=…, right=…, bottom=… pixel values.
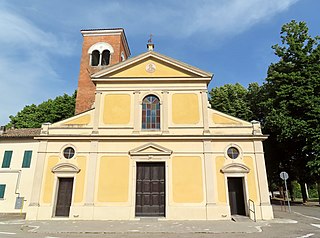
left=0, top=231, right=16, bottom=235
left=255, top=226, right=262, bottom=232
left=0, top=221, right=24, bottom=225
left=26, top=225, right=39, bottom=232
left=296, top=234, right=314, bottom=238
left=311, top=224, right=320, bottom=229
left=272, top=218, right=298, bottom=223
left=294, top=212, right=320, bottom=221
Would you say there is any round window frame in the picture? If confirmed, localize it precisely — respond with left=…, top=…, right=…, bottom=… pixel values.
left=225, top=144, right=242, bottom=160
left=61, top=145, right=76, bottom=160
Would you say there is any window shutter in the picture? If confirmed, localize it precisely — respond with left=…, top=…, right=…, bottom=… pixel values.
left=0, top=184, right=5, bottom=199
left=22, top=150, right=32, bottom=168
left=2, top=151, right=12, bottom=168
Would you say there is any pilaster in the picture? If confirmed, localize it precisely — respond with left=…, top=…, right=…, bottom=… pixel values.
left=92, top=92, right=102, bottom=134
left=162, top=90, right=169, bottom=134
left=133, top=91, right=140, bottom=134
left=27, top=140, right=48, bottom=219
left=200, top=90, right=210, bottom=134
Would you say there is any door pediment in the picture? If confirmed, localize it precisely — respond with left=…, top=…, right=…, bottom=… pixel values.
left=221, top=163, right=250, bottom=174
left=52, top=163, right=81, bottom=173
left=129, top=143, right=172, bottom=156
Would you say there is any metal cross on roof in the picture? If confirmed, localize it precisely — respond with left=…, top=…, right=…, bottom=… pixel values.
left=148, top=34, right=153, bottom=43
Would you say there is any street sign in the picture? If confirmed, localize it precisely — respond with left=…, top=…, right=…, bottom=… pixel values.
left=279, top=171, right=291, bottom=212
left=280, top=171, right=289, bottom=180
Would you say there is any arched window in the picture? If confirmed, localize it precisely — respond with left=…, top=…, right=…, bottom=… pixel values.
left=88, top=42, right=114, bottom=67
left=142, top=95, right=160, bottom=130
left=91, top=50, right=100, bottom=66
left=101, top=50, right=110, bottom=66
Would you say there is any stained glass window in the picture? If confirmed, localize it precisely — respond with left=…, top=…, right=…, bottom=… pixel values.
left=142, top=95, right=160, bottom=130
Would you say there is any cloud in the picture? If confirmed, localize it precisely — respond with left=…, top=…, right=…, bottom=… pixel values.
left=72, top=0, right=299, bottom=38
left=0, top=0, right=300, bottom=125
left=0, top=3, right=76, bottom=125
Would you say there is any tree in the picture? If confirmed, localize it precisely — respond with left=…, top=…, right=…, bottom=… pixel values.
left=209, top=83, right=253, bottom=121
left=6, top=91, right=77, bottom=129
left=263, top=20, right=320, bottom=203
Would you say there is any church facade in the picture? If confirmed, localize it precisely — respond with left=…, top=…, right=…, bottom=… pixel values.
left=26, top=29, right=273, bottom=220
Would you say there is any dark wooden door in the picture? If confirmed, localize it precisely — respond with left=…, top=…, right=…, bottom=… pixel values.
left=135, top=162, right=165, bottom=217
left=228, top=177, right=246, bottom=216
left=55, top=178, right=74, bottom=217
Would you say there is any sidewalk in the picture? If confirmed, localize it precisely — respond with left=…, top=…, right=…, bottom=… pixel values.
left=23, top=219, right=264, bottom=234
left=17, top=204, right=304, bottom=235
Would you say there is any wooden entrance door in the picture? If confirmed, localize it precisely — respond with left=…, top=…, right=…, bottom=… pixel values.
left=135, top=162, right=165, bottom=217
left=228, top=177, right=246, bottom=216
left=55, top=178, right=74, bottom=217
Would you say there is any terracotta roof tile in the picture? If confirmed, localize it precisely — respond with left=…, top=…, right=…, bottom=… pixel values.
left=0, top=128, right=41, bottom=138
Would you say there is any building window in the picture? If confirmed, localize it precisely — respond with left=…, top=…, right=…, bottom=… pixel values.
left=121, top=52, right=126, bottom=61
left=142, top=95, right=160, bottom=130
left=88, top=42, right=114, bottom=67
left=2, top=151, right=12, bottom=168
left=101, top=50, right=110, bottom=65
left=63, top=147, right=75, bottom=159
left=0, top=184, right=5, bottom=199
left=227, top=147, right=240, bottom=159
left=22, top=150, right=32, bottom=168
left=91, top=50, right=100, bottom=66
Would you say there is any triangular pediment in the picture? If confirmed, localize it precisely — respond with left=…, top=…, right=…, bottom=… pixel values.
left=129, top=143, right=172, bottom=156
left=92, top=51, right=213, bottom=80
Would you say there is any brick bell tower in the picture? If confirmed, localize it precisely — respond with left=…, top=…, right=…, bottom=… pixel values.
left=75, top=28, right=130, bottom=114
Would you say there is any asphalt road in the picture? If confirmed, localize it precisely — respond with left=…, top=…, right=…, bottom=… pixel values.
left=0, top=204, right=319, bottom=238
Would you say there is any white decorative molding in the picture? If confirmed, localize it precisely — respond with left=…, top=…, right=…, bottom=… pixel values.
left=52, top=163, right=81, bottom=173
left=221, top=163, right=250, bottom=174
left=145, top=62, right=156, bottom=73
left=88, top=42, right=114, bottom=54
left=129, top=142, right=172, bottom=156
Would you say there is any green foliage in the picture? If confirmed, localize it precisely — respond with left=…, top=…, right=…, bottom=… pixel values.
left=6, top=91, right=77, bottom=128
left=209, top=83, right=255, bottom=121
left=264, top=20, right=320, bottom=181
left=208, top=21, right=320, bottom=201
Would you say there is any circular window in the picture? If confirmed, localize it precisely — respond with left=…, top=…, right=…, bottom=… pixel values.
left=63, top=147, right=75, bottom=159
left=227, top=147, right=240, bottom=159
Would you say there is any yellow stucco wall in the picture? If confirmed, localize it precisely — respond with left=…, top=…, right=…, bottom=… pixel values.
left=103, top=94, right=131, bottom=125
left=172, top=93, right=200, bottom=124
left=42, top=156, right=59, bottom=204
left=109, top=59, right=195, bottom=78
left=243, top=156, right=258, bottom=202
left=64, top=115, right=91, bottom=125
left=74, top=156, right=87, bottom=203
left=97, top=156, right=129, bottom=202
left=215, top=156, right=227, bottom=203
left=212, top=113, right=242, bottom=124
left=172, top=156, right=203, bottom=203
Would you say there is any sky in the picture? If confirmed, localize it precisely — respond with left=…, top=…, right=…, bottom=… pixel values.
left=0, top=0, right=319, bottom=125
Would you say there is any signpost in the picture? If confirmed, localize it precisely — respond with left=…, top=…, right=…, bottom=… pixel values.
left=280, top=171, right=291, bottom=212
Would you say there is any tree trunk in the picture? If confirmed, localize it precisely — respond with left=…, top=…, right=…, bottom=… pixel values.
left=299, top=181, right=308, bottom=203
left=288, top=181, right=294, bottom=201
